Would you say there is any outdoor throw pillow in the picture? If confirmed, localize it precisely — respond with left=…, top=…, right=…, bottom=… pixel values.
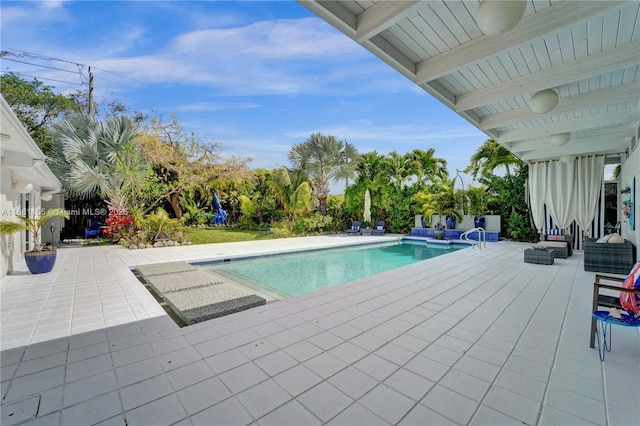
left=608, top=233, right=625, bottom=244
left=620, top=262, right=640, bottom=315
left=377, top=226, right=383, bottom=230
left=596, top=234, right=611, bottom=243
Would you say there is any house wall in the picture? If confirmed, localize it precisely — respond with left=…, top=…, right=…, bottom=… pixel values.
left=620, top=144, right=639, bottom=261
left=0, top=167, right=19, bottom=277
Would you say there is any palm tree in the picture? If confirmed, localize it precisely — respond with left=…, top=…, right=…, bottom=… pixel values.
left=48, top=114, right=138, bottom=212
left=406, top=148, right=448, bottom=187
left=335, top=141, right=360, bottom=193
left=413, top=178, right=463, bottom=229
left=288, top=133, right=344, bottom=215
left=268, top=167, right=313, bottom=216
left=465, top=139, right=523, bottom=180
left=385, top=151, right=410, bottom=190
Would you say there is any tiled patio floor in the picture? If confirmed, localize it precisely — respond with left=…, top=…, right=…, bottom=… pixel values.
left=1, top=236, right=638, bottom=425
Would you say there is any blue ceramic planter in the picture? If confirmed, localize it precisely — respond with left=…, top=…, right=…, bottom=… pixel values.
left=474, top=215, right=486, bottom=229
left=24, top=251, right=57, bottom=274
left=445, top=215, right=457, bottom=229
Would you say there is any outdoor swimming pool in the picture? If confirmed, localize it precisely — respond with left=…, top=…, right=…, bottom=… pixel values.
left=203, top=240, right=466, bottom=297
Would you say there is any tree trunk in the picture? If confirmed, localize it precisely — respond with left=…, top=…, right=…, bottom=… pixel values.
left=167, top=192, right=183, bottom=219
left=318, top=195, right=327, bottom=216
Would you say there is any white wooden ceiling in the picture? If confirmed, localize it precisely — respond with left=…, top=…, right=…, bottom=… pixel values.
left=299, top=0, right=640, bottom=164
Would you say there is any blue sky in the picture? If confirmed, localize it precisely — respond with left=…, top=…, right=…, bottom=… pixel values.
left=1, top=1, right=487, bottom=190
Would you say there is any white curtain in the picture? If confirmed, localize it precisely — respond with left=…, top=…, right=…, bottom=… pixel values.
left=529, top=162, right=547, bottom=233
left=545, top=159, right=576, bottom=230
left=575, top=155, right=605, bottom=236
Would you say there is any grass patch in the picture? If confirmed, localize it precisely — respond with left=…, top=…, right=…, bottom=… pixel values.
left=181, top=226, right=273, bottom=245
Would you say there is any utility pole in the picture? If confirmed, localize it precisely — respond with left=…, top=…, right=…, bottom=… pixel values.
left=88, top=66, right=95, bottom=116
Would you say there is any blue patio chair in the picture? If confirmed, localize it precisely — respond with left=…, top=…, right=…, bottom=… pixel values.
left=84, top=219, right=101, bottom=239
left=347, top=221, right=361, bottom=235
left=372, top=220, right=386, bottom=235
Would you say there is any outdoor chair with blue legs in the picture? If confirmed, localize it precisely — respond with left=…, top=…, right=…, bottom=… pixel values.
left=590, top=261, right=640, bottom=360
left=347, top=221, right=361, bottom=235
left=372, top=220, right=386, bottom=235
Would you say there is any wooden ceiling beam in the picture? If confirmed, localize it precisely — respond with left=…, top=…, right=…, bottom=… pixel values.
left=356, top=1, right=422, bottom=43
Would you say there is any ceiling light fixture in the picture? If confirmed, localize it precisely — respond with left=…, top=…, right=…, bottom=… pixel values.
left=14, top=181, right=33, bottom=194
left=550, top=132, right=571, bottom=146
left=476, top=0, right=527, bottom=35
left=529, top=89, right=559, bottom=113
left=41, top=193, right=53, bottom=202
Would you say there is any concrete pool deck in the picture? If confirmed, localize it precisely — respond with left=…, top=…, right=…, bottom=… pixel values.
left=1, top=235, right=638, bottom=425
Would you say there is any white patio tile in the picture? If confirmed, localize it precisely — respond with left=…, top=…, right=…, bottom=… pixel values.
left=404, top=355, right=450, bottom=383
left=470, top=405, right=524, bottom=425
left=539, top=406, right=599, bottom=426
left=253, top=350, right=298, bottom=377
left=483, top=385, right=540, bottom=425
left=420, top=385, right=478, bottom=425
left=353, top=354, right=398, bottom=381
left=219, top=362, right=268, bottom=394
left=124, top=394, right=186, bottom=426
left=494, top=369, right=547, bottom=402
left=283, top=340, right=323, bottom=362
left=236, top=379, right=291, bottom=419
left=273, top=364, right=322, bottom=397
left=328, top=341, right=369, bottom=364
left=204, top=348, right=250, bottom=374
left=548, top=369, right=605, bottom=402
left=544, top=386, right=606, bottom=425
left=166, top=360, right=214, bottom=390
left=383, top=368, right=434, bottom=401
left=298, top=382, right=353, bottom=423
left=114, top=358, right=164, bottom=387
left=398, top=404, right=457, bottom=426
left=374, top=342, right=416, bottom=366
left=63, top=370, right=117, bottom=407
left=120, top=374, right=174, bottom=411
left=439, top=369, right=490, bottom=402
left=358, top=384, right=415, bottom=424
left=60, top=391, right=122, bottom=426
left=326, top=402, right=388, bottom=426
left=328, top=366, right=378, bottom=399
left=176, top=377, right=231, bottom=415
left=303, top=352, right=348, bottom=379
left=190, top=397, right=253, bottom=426
left=258, top=400, right=322, bottom=426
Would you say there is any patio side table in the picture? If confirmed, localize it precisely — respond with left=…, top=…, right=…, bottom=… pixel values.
left=524, top=248, right=554, bottom=265
left=592, top=310, right=640, bottom=361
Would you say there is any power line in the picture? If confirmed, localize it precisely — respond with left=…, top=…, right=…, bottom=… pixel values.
left=0, top=70, right=85, bottom=87
left=1, top=57, right=83, bottom=75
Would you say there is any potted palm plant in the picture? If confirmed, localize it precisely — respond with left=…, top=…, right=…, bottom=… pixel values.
left=414, top=180, right=463, bottom=240
left=0, top=208, right=69, bottom=274
left=466, top=185, right=489, bottom=229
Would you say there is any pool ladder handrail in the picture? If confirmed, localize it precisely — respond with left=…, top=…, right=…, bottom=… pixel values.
left=460, top=227, right=486, bottom=249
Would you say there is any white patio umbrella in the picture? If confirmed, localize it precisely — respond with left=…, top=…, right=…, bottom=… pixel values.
left=363, top=189, right=371, bottom=225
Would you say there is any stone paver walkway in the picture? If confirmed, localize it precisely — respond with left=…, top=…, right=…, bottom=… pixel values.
left=1, top=236, right=638, bottom=425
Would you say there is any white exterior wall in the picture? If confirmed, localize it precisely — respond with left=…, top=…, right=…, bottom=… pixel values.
left=620, top=143, right=640, bottom=261
left=1, top=96, right=62, bottom=277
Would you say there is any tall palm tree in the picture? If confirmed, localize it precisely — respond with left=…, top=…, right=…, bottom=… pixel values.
left=268, top=167, right=313, bottom=216
left=385, top=151, right=410, bottom=190
left=465, top=139, right=523, bottom=180
left=48, top=114, right=138, bottom=211
left=406, top=148, right=448, bottom=187
left=335, top=141, right=360, bottom=193
left=288, top=133, right=344, bottom=215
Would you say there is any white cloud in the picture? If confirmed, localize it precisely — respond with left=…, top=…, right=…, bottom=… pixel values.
left=175, top=102, right=261, bottom=112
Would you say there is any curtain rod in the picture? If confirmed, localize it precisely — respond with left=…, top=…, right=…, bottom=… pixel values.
left=527, top=154, right=606, bottom=165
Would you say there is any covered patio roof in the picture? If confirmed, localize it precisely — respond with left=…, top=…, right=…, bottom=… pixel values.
left=299, top=0, right=639, bottom=164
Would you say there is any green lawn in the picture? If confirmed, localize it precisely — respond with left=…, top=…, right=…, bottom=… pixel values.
left=181, top=226, right=273, bottom=245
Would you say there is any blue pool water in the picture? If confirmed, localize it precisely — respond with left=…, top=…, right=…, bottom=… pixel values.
left=203, top=240, right=465, bottom=297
